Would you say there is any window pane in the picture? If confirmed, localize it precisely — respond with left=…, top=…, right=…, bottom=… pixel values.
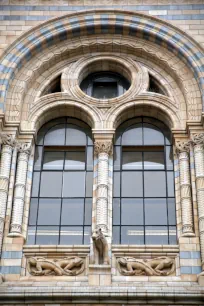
left=66, top=125, right=86, bottom=145
left=144, top=171, right=166, bottom=197
left=65, top=151, right=85, bottom=170
left=61, top=199, right=84, bottom=226
left=44, top=124, right=65, bottom=145
left=168, top=198, right=176, bottom=225
left=144, top=152, right=164, bottom=170
left=31, top=172, right=40, bottom=197
left=114, top=146, right=121, bottom=170
left=40, top=172, right=62, bottom=197
left=113, top=198, right=120, bottom=225
left=121, top=226, right=144, bottom=244
left=122, top=172, right=143, bottom=197
left=85, top=198, right=92, bottom=225
left=143, top=124, right=164, bottom=145
left=63, top=172, right=85, bottom=197
left=92, top=82, right=118, bottom=99
left=36, top=226, right=59, bottom=244
left=34, top=146, right=43, bottom=170
left=113, top=172, right=120, bottom=197
left=60, top=226, right=83, bottom=244
left=86, top=172, right=93, bottom=197
left=29, top=198, right=38, bottom=225
left=43, top=152, right=64, bottom=170
left=169, top=226, right=177, bottom=244
left=145, top=198, right=167, bottom=225
left=27, top=226, right=36, bottom=245
left=122, top=152, right=142, bottom=170
left=84, top=226, right=91, bottom=245
left=87, top=146, right=93, bottom=171
left=145, top=226, right=168, bottom=244
left=37, top=199, right=61, bottom=225
left=167, top=171, right=174, bottom=197
left=113, top=226, right=120, bottom=244
left=122, top=124, right=143, bottom=146
left=121, top=198, right=143, bottom=225
left=166, top=146, right=173, bottom=170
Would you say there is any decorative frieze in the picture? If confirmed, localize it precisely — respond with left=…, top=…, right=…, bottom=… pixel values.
left=10, top=142, right=31, bottom=235
left=191, top=133, right=204, bottom=270
left=94, top=141, right=113, bottom=234
left=175, top=140, right=194, bottom=235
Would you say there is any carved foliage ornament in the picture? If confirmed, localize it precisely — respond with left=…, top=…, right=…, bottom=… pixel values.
left=175, top=140, right=191, bottom=154
left=191, top=133, right=204, bottom=146
left=117, top=256, right=175, bottom=276
left=94, top=141, right=113, bottom=155
left=27, top=256, right=85, bottom=276
left=0, top=133, right=16, bottom=147
left=17, top=142, right=31, bottom=155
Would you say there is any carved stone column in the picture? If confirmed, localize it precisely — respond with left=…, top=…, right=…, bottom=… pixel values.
left=0, top=134, right=15, bottom=252
left=191, top=133, right=204, bottom=270
left=176, top=140, right=194, bottom=236
left=94, top=141, right=113, bottom=234
left=10, top=142, right=31, bottom=235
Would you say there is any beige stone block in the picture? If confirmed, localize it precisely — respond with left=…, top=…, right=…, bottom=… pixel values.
left=100, top=274, right=111, bottom=286
left=88, top=274, right=100, bottom=286
left=198, top=274, right=204, bottom=286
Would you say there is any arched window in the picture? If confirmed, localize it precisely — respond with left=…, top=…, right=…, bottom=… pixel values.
left=27, top=118, right=93, bottom=245
left=113, top=117, right=176, bottom=245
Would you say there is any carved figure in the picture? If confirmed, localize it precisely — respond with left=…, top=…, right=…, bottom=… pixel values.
left=117, top=256, right=175, bottom=276
left=0, top=274, right=4, bottom=285
left=92, top=228, right=110, bottom=265
left=27, top=256, right=84, bottom=276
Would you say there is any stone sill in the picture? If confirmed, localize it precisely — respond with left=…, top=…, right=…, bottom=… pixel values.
left=23, top=245, right=90, bottom=257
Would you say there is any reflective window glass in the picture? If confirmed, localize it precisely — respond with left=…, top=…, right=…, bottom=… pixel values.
left=143, top=151, right=164, bottom=170
left=37, top=199, right=61, bottom=225
left=143, top=124, right=164, bottom=145
left=121, top=198, right=143, bottom=225
left=122, top=152, right=142, bottom=170
left=40, top=172, right=63, bottom=197
left=64, top=151, right=85, bottom=170
left=122, top=125, right=143, bottom=146
left=66, top=125, right=86, bottom=146
left=122, top=172, right=143, bottom=197
left=63, top=172, right=85, bottom=197
left=144, top=171, right=166, bottom=197
left=43, top=151, right=64, bottom=170
left=121, top=226, right=144, bottom=244
left=61, top=199, right=84, bottom=226
left=44, top=124, right=65, bottom=145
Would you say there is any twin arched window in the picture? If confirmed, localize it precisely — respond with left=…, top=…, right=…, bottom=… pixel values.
left=28, top=116, right=176, bottom=245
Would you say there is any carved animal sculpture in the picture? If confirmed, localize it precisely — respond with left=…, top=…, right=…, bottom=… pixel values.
left=92, top=228, right=110, bottom=265
left=117, top=256, right=175, bottom=276
left=57, top=257, right=84, bottom=275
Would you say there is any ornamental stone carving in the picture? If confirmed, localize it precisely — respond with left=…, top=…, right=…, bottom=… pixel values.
left=94, top=141, right=113, bottom=155
left=175, top=140, right=191, bottom=154
left=191, top=133, right=204, bottom=145
left=27, top=256, right=85, bottom=276
left=16, top=142, right=32, bottom=155
left=0, top=133, right=16, bottom=147
left=117, top=257, right=175, bottom=276
left=92, top=228, right=110, bottom=265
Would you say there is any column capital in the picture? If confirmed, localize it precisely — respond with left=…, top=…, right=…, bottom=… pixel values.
left=94, top=141, right=113, bottom=155
left=191, top=133, right=204, bottom=146
left=17, top=142, right=31, bottom=155
left=0, top=133, right=16, bottom=147
left=175, top=140, right=191, bottom=154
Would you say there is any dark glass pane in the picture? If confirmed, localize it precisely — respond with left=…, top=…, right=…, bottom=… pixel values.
left=63, top=172, right=85, bottom=197
left=66, top=125, right=86, bottom=146
left=27, top=226, right=36, bottom=244
left=43, top=151, right=64, bottom=170
left=84, top=226, right=91, bottom=245
left=61, top=199, right=84, bottom=226
left=122, top=172, right=143, bottom=197
left=60, top=226, right=83, bottom=244
left=86, top=172, right=93, bottom=197
left=145, top=198, right=167, bottom=225
left=87, top=146, right=93, bottom=171
left=121, top=226, right=144, bottom=244
left=113, top=172, right=120, bottom=197
left=64, top=151, right=85, bottom=170
left=40, top=171, right=62, bottom=197
left=44, top=124, right=65, bottom=145
left=29, top=198, right=38, bottom=225
left=168, top=198, right=176, bottom=225
left=92, top=82, right=118, bottom=99
left=85, top=198, right=92, bottom=225
left=166, top=146, right=173, bottom=170
left=169, top=226, right=177, bottom=244
left=34, top=146, right=43, bottom=170
left=113, top=198, right=120, bottom=225
left=112, top=226, right=120, bottom=244
left=122, top=152, right=142, bottom=170
left=122, top=124, right=142, bottom=146
left=114, top=146, right=121, bottom=171
left=36, top=226, right=59, bottom=244
left=31, top=172, right=40, bottom=197
left=167, top=171, right=174, bottom=197
left=37, top=199, right=61, bottom=225
left=144, top=152, right=164, bottom=170
left=143, top=123, right=164, bottom=145
left=121, top=198, right=143, bottom=225
left=144, top=171, right=166, bottom=197
left=145, top=226, right=168, bottom=244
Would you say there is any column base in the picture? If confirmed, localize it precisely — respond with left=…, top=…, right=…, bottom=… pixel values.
left=181, top=232, right=195, bottom=237
left=7, top=232, right=25, bottom=239
left=88, top=264, right=111, bottom=286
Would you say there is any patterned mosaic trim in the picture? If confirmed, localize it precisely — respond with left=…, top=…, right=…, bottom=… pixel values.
left=0, top=10, right=203, bottom=111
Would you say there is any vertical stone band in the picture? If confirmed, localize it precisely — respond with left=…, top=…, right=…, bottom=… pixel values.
left=0, top=134, right=15, bottom=252
left=10, top=143, right=31, bottom=235
left=176, top=141, right=194, bottom=235
left=191, top=133, right=204, bottom=269
left=94, top=141, right=113, bottom=234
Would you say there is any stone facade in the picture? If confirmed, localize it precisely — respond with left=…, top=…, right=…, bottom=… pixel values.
left=0, top=0, right=204, bottom=305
